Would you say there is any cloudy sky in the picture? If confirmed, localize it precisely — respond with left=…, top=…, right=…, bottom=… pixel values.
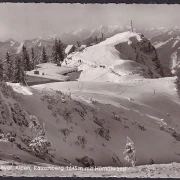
left=0, top=3, right=180, bottom=41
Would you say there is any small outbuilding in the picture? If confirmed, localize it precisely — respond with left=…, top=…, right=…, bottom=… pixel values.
left=79, top=45, right=87, bottom=51
left=65, top=45, right=76, bottom=55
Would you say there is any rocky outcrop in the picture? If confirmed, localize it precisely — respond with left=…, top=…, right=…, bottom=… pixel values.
left=134, top=35, right=164, bottom=77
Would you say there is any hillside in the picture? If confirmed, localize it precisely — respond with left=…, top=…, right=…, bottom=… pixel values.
left=0, top=74, right=180, bottom=168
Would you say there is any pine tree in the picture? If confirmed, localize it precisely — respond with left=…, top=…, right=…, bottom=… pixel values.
left=101, top=32, right=104, bottom=41
left=21, top=45, right=31, bottom=71
left=52, top=39, right=65, bottom=64
left=4, top=52, right=13, bottom=82
left=0, top=60, right=3, bottom=80
left=77, top=41, right=80, bottom=47
left=123, top=136, right=137, bottom=167
left=131, top=20, right=133, bottom=32
left=52, top=39, right=58, bottom=64
left=57, top=39, right=65, bottom=63
left=31, top=47, right=36, bottom=70
left=13, top=57, right=26, bottom=85
left=95, top=36, right=98, bottom=44
left=41, top=47, right=48, bottom=63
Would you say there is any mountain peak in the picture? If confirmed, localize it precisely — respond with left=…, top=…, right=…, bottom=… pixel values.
left=6, top=38, right=16, bottom=42
left=38, top=33, right=59, bottom=41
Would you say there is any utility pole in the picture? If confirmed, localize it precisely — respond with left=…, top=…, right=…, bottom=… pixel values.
left=101, top=32, right=104, bottom=41
left=131, top=20, right=133, bottom=32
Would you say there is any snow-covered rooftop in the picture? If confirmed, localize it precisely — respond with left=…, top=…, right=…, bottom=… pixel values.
left=65, top=45, right=75, bottom=54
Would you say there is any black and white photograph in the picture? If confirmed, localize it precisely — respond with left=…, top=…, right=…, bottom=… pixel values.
left=0, top=2, right=180, bottom=177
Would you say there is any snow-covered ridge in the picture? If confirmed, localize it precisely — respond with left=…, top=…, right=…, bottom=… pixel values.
left=97, top=31, right=144, bottom=46
left=64, top=31, right=163, bottom=82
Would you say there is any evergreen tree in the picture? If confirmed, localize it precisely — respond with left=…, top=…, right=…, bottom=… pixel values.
left=21, top=45, right=31, bottom=71
left=52, top=39, right=58, bottom=64
left=13, top=57, right=26, bottom=85
left=123, top=136, right=137, bottom=167
left=52, top=39, right=65, bottom=64
left=77, top=41, right=80, bottom=47
left=95, top=36, right=98, bottom=44
left=31, top=47, right=36, bottom=70
left=0, top=60, right=3, bottom=80
left=57, top=39, right=65, bottom=63
left=4, top=52, right=13, bottom=82
left=101, top=32, right=104, bottom=41
left=41, top=47, right=48, bottom=63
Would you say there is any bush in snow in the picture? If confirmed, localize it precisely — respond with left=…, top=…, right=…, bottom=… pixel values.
left=160, top=125, right=165, bottom=131
left=29, top=115, right=46, bottom=136
left=66, top=92, right=72, bottom=100
left=29, top=135, right=51, bottom=159
left=77, top=136, right=87, bottom=149
left=11, top=103, right=29, bottom=127
left=29, top=115, right=41, bottom=131
left=90, top=98, right=97, bottom=104
left=61, top=95, right=66, bottom=103
left=0, top=133, right=4, bottom=139
left=123, top=136, right=137, bottom=167
left=95, top=127, right=111, bottom=141
left=60, top=128, right=71, bottom=141
left=76, top=156, right=95, bottom=167
left=61, top=92, right=72, bottom=103
left=114, top=114, right=119, bottom=120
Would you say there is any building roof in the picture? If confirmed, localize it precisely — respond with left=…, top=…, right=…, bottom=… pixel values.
left=65, top=45, right=75, bottom=54
left=80, top=45, right=87, bottom=48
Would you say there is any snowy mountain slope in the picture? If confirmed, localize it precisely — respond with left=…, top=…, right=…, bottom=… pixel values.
left=0, top=64, right=180, bottom=169
left=29, top=76, right=180, bottom=167
left=64, top=31, right=163, bottom=82
left=151, top=28, right=180, bottom=76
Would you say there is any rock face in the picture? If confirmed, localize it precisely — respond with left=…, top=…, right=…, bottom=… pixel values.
left=114, top=33, right=164, bottom=77
left=132, top=34, right=164, bottom=77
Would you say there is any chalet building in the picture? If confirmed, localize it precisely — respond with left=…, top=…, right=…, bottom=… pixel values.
left=65, top=45, right=76, bottom=55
